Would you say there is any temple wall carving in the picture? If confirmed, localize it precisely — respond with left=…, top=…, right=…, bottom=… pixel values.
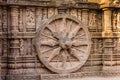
left=1, top=0, right=120, bottom=80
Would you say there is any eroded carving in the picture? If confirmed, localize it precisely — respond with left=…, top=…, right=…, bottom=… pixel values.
left=117, top=10, right=120, bottom=29
left=19, top=8, right=23, bottom=32
left=89, top=11, right=97, bottom=27
left=35, top=14, right=91, bottom=73
left=26, top=7, right=35, bottom=31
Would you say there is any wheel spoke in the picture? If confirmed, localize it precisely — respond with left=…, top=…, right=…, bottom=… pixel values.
left=54, top=20, right=59, bottom=32
left=48, top=47, right=61, bottom=62
left=72, top=40, right=88, bottom=46
left=65, top=50, right=72, bottom=66
left=41, top=47, right=58, bottom=54
left=73, top=47, right=85, bottom=54
left=67, top=21, right=73, bottom=33
left=61, top=51, right=67, bottom=69
left=46, top=25, right=56, bottom=35
left=56, top=54, right=61, bottom=68
left=70, top=49, right=81, bottom=61
left=60, top=18, right=66, bottom=33
left=41, top=33, right=57, bottom=41
left=41, top=39, right=58, bottom=46
left=68, top=25, right=81, bottom=39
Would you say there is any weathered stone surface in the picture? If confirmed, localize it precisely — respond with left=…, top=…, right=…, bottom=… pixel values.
left=1, top=0, right=120, bottom=80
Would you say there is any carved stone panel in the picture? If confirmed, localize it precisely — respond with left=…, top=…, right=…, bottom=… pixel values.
left=35, top=14, right=91, bottom=73
left=26, top=7, right=35, bottom=31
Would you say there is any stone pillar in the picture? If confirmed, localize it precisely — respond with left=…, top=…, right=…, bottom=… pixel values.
left=8, top=6, right=21, bottom=76
left=102, top=8, right=116, bottom=74
left=10, top=6, right=19, bottom=33
left=103, top=8, right=112, bottom=32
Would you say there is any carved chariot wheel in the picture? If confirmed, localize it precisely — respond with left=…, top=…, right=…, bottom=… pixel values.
left=35, top=14, right=91, bottom=73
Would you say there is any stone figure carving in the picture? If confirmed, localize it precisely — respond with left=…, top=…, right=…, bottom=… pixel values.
left=89, top=11, right=97, bottom=27
left=117, top=10, right=120, bottom=28
left=26, top=7, right=35, bottom=31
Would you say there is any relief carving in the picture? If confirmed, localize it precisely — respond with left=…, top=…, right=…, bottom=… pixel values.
left=114, top=39, right=120, bottom=54
left=70, top=9, right=77, bottom=17
left=35, top=14, right=91, bottom=73
left=1, top=1, right=120, bottom=78
left=36, top=7, right=42, bottom=30
left=26, top=7, right=35, bottom=31
left=113, top=10, right=117, bottom=31
left=19, top=8, right=23, bottom=32
left=77, top=9, right=82, bottom=21
left=2, top=7, right=7, bottom=32
left=20, top=39, right=24, bottom=56
left=26, top=39, right=32, bottom=55
left=3, top=39, right=8, bottom=56
left=48, top=8, right=54, bottom=18
left=89, top=11, right=97, bottom=28
left=42, top=8, right=48, bottom=19
left=82, top=9, right=88, bottom=25
left=10, top=6, right=19, bottom=32
left=117, top=10, right=120, bottom=29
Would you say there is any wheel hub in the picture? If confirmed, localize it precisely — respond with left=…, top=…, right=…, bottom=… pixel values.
left=59, top=37, right=72, bottom=49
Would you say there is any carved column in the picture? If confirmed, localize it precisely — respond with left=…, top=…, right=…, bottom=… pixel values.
left=8, top=6, right=20, bottom=76
left=102, top=8, right=115, bottom=73
left=78, top=9, right=82, bottom=21
left=10, top=6, right=19, bottom=32
left=103, top=8, right=112, bottom=32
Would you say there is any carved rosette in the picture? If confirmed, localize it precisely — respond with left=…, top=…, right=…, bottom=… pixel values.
left=35, top=14, right=91, bottom=73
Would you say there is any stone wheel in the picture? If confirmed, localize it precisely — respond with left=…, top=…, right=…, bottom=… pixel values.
left=35, top=14, right=91, bottom=73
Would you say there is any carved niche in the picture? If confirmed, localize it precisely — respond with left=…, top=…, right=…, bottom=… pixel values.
left=34, top=14, right=91, bottom=73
